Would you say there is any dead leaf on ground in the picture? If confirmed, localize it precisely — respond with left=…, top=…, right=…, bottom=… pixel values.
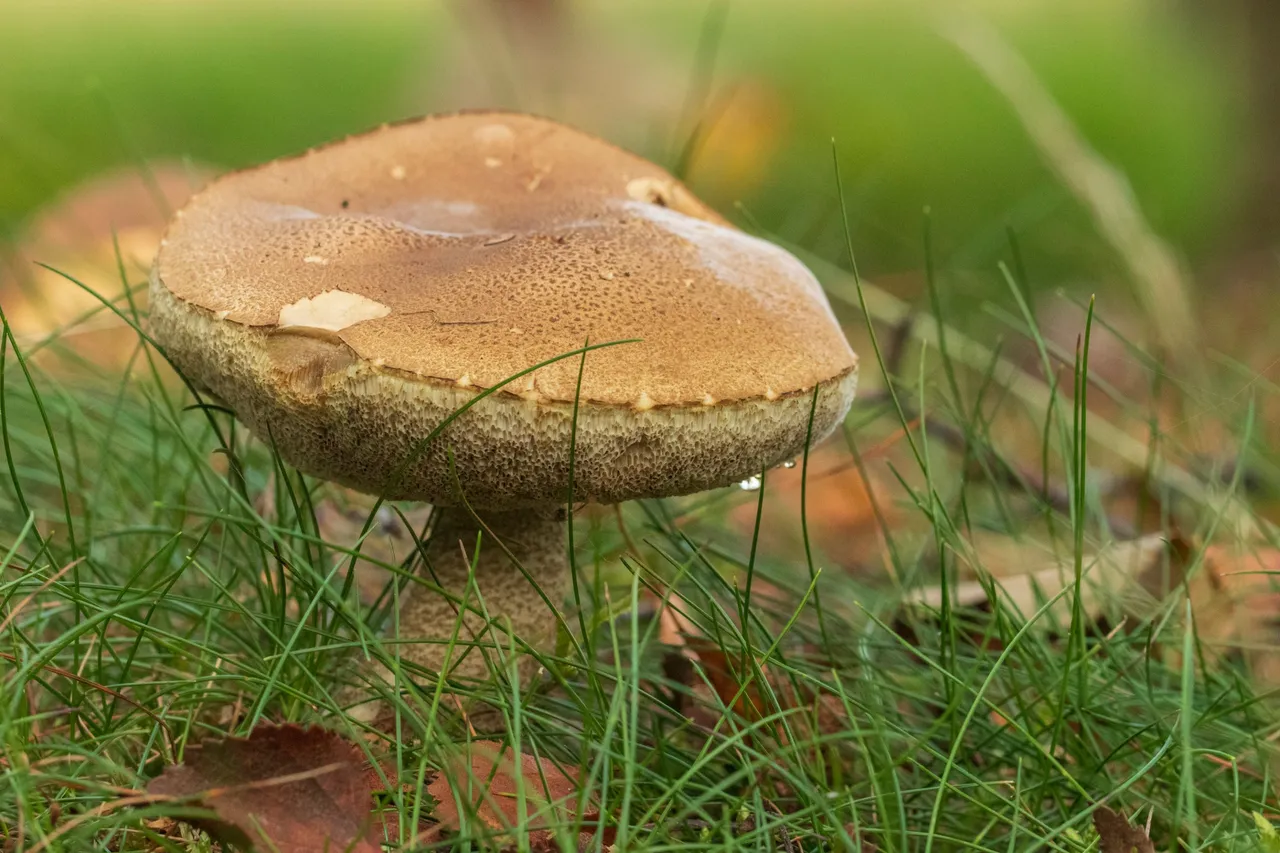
left=427, top=739, right=582, bottom=847
left=685, top=78, right=789, bottom=198
left=728, top=443, right=907, bottom=576
left=4, top=161, right=212, bottom=371
left=912, top=531, right=1280, bottom=689
left=911, top=532, right=1170, bottom=625
left=1093, top=805, right=1155, bottom=853
left=650, top=588, right=849, bottom=745
left=147, top=723, right=381, bottom=853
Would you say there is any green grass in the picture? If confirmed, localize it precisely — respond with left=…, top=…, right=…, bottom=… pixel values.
left=1, top=202, right=1278, bottom=852
left=0, top=0, right=1242, bottom=282
left=3, top=4, right=1279, bottom=849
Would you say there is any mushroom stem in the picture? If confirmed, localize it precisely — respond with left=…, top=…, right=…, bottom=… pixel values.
left=395, top=506, right=569, bottom=682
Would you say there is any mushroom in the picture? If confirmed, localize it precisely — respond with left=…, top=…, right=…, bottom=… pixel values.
left=148, top=111, right=858, bottom=682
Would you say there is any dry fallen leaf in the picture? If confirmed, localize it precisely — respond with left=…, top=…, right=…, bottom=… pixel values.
left=649, top=588, right=849, bottom=747
left=427, top=739, right=581, bottom=846
left=4, top=161, right=211, bottom=371
left=1093, top=805, right=1155, bottom=853
left=913, top=531, right=1280, bottom=690
left=728, top=443, right=904, bottom=575
left=912, top=532, right=1172, bottom=625
left=311, top=491, right=433, bottom=606
left=685, top=78, right=789, bottom=198
left=147, top=723, right=381, bottom=853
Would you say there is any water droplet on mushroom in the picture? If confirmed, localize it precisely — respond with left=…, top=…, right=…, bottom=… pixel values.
left=738, top=475, right=761, bottom=491
left=782, top=459, right=797, bottom=469
left=303, top=255, right=328, bottom=265
left=376, top=505, right=400, bottom=534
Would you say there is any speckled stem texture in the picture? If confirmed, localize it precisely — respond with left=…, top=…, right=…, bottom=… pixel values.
left=393, top=506, right=569, bottom=682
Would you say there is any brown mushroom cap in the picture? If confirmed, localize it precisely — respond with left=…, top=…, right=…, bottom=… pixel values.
left=150, top=112, right=857, bottom=508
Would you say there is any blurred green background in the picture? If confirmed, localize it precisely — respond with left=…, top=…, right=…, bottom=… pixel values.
left=0, top=0, right=1260, bottom=292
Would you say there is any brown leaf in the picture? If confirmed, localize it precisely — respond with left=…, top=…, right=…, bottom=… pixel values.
left=1173, top=543, right=1280, bottom=686
left=685, top=638, right=769, bottom=723
left=684, top=78, right=788, bottom=197
left=650, top=587, right=850, bottom=744
left=147, top=723, right=381, bottom=853
left=1093, top=806, right=1155, bottom=853
left=914, top=531, right=1280, bottom=691
left=5, top=161, right=211, bottom=371
left=729, top=445, right=903, bottom=574
left=312, top=491, right=433, bottom=606
left=427, top=740, right=580, bottom=845
left=912, top=532, right=1171, bottom=623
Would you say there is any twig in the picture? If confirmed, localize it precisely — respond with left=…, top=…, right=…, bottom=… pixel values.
left=883, top=312, right=916, bottom=379
left=0, top=652, right=171, bottom=737
left=785, top=242, right=1230, bottom=527
left=0, top=558, right=82, bottom=633
left=939, top=10, right=1198, bottom=367
left=853, top=390, right=1139, bottom=539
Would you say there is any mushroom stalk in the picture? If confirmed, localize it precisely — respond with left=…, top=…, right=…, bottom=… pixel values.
left=395, top=506, right=569, bottom=681
left=148, top=112, right=858, bottom=696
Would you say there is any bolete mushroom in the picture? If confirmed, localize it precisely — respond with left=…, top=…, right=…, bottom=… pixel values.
left=149, top=111, right=857, bottom=682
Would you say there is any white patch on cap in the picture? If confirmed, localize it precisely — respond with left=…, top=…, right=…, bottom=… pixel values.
left=622, top=200, right=829, bottom=309
left=303, top=255, right=328, bottom=265
left=635, top=391, right=655, bottom=411
left=474, top=123, right=515, bottom=147
left=278, top=289, right=390, bottom=332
